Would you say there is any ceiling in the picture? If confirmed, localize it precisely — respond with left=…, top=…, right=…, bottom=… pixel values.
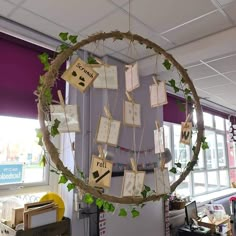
left=1, top=0, right=236, bottom=113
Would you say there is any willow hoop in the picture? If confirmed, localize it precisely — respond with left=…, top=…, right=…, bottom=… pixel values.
left=38, top=31, right=204, bottom=205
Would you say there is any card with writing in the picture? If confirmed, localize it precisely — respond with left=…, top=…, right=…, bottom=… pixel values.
left=123, top=100, right=141, bottom=127
left=154, top=127, right=165, bottom=154
left=154, top=168, right=170, bottom=195
left=149, top=81, right=168, bottom=107
left=50, top=105, right=80, bottom=133
left=180, top=122, right=192, bottom=145
left=125, top=62, right=140, bottom=92
left=61, top=57, right=98, bottom=93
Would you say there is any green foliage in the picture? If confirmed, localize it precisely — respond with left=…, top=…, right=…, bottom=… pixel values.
left=39, top=154, right=47, bottom=167
left=174, top=162, right=182, bottom=168
left=38, top=53, right=50, bottom=71
left=84, top=193, right=94, bottom=205
left=192, top=145, right=196, bottom=153
left=103, top=201, right=115, bottom=213
left=95, top=198, right=104, bottom=209
left=77, top=169, right=85, bottom=180
left=50, top=169, right=60, bottom=175
left=67, top=183, right=76, bottom=191
left=69, top=35, right=78, bottom=44
left=131, top=208, right=140, bottom=218
left=162, top=194, right=169, bottom=201
left=168, top=79, right=180, bottom=93
left=141, top=185, right=154, bottom=198
left=201, top=137, right=209, bottom=150
left=169, top=167, right=177, bottom=174
left=50, top=119, right=60, bottom=137
left=184, top=88, right=191, bottom=95
left=36, top=128, right=43, bottom=146
left=44, top=88, right=53, bottom=105
left=59, top=44, right=69, bottom=52
left=59, top=32, right=69, bottom=41
left=163, top=59, right=172, bottom=70
left=118, top=208, right=127, bottom=217
left=58, top=32, right=78, bottom=52
left=87, top=56, right=98, bottom=64
left=58, top=175, right=68, bottom=184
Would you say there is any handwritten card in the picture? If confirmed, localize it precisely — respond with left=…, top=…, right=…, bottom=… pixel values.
left=93, top=65, right=118, bottom=89
left=123, top=101, right=141, bottom=127
left=180, top=122, right=192, bottom=145
left=61, top=57, right=98, bottom=93
left=89, top=155, right=113, bottom=188
left=149, top=81, right=168, bottom=107
left=121, top=170, right=145, bottom=197
left=154, top=127, right=165, bottom=154
left=154, top=168, right=170, bottom=195
left=96, top=116, right=121, bottom=146
left=50, top=105, right=80, bottom=133
left=125, top=62, right=140, bottom=92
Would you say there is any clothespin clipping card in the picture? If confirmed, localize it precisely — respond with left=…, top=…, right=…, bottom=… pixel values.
left=121, top=158, right=145, bottom=197
left=154, top=167, right=171, bottom=195
left=180, top=114, right=192, bottom=145
left=150, top=75, right=168, bottom=107
left=124, top=92, right=141, bottom=127
left=61, top=57, right=98, bottom=93
left=49, top=90, right=80, bottom=133
left=96, top=107, right=121, bottom=146
left=125, top=62, right=140, bottom=92
left=154, top=120, right=165, bottom=154
left=88, top=146, right=113, bottom=188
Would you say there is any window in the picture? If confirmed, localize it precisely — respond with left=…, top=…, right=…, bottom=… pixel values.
left=165, top=112, right=230, bottom=197
left=0, top=116, right=55, bottom=194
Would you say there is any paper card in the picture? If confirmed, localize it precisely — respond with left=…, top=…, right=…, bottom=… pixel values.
left=96, top=116, right=121, bottom=146
left=180, top=122, right=192, bottom=145
left=93, top=65, right=118, bottom=89
left=50, top=105, right=80, bottom=133
left=154, top=168, right=170, bottom=195
left=61, top=57, right=98, bottom=93
left=123, top=100, right=141, bottom=127
left=154, top=127, right=165, bottom=154
left=89, top=155, right=113, bottom=188
left=121, top=170, right=145, bottom=197
left=149, top=81, right=168, bottom=107
left=125, top=62, right=140, bottom=92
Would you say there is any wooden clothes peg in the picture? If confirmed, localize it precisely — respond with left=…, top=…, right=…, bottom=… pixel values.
left=57, top=90, right=65, bottom=107
left=130, top=157, right=137, bottom=173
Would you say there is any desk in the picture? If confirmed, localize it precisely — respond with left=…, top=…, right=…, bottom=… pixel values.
left=198, top=216, right=232, bottom=235
left=178, top=225, right=211, bottom=235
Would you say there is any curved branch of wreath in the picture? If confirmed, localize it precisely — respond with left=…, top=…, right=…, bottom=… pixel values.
left=38, top=31, right=204, bottom=205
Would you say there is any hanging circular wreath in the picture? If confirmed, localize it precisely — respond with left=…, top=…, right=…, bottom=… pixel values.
left=37, top=31, right=204, bottom=205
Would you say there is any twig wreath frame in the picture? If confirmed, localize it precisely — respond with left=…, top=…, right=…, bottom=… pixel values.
left=38, top=31, right=204, bottom=205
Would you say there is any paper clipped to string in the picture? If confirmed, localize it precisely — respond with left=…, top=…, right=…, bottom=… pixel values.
left=125, top=62, right=140, bottom=92
left=123, top=100, right=141, bottom=127
left=150, top=80, right=168, bottom=107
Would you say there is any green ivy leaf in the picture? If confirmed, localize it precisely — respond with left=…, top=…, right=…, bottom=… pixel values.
left=141, top=189, right=147, bottom=198
left=184, top=88, right=191, bottom=95
left=96, top=198, right=104, bottom=209
left=192, top=146, right=196, bottom=153
left=131, top=208, right=140, bottom=218
left=87, top=56, right=98, bottom=64
left=144, top=185, right=151, bottom=192
left=169, top=167, right=177, bottom=174
left=69, top=35, right=78, bottom=44
left=168, top=79, right=179, bottom=93
left=51, top=119, right=60, bottom=137
left=59, top=32, right=69, bottom=41
left=174, top=162, right=182, bottom=168
left=44, top=88, right=52, bottom=105
left=67, top=183, right=76, bottom=192
left=140, top=203, right=146, bottom=208
left=181, top=78, right=186, bottom=84
left=58, top=175, right=68, bottom=184
left=38, top=53, right=50, bottom=71
left=36, top=128, right=43, bottom=146
left=39, top=154, right=47, bottom=167
left=103, top=202, right=115, bottom=212
left=187, top=95, right=192, bottom=102
left=50, top=169, right=60, bottom=175
left=163, top=59, right=172, bottom=70
left=59, top=44, right=69, bottom=52
left=201, top=137, right=209, bottom=150
left=118, top=208, right=127, bottom=217
left=162, top=194, right=169, bottom=201
left=84, top=193, right=94, bottom=205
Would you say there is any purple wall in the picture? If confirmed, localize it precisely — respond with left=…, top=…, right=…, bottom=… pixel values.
left=0, top=33, right=65, bottom=119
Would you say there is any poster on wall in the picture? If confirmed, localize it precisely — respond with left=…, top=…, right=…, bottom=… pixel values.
left=180, top=122, right=192, bottom=145
left=50, top=105, right=80, bottom=133
left=125, top=62, right=140, bottom=92
left=89, top=155, right=113, bottom=188
left=121, top=170, right=145, bottom=197
left=61, top=57, right=98, bottom=93
left=154, top=127, right=165, bottom=154
left=93, top=65, right=118, bottom=89
left=96, top=116, right=121, bottom=146
left=154, top=168, right=170, bottom=195
left=123, top=100, right=141, bottom=127
left=149, top=81, right=168, bottom=107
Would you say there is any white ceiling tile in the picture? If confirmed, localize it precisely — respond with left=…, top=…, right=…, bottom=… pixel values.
left=205, top=83, right=236, bottom=94
left=196, top=89, right=211, bottom=98
left=10, top=8, right=72, bottom=39
left=124, top=0, right=216, bottom=33
left=22, top=0, right=116, bottom=32
left=109, top=0, right=129, bottom=6
left=186, top=64, right=217, bottom=80
left=194, top=75, right=230, bottom=89
left=6, top=0, right=25, bottom=4
left=0, top=0, right=16, bottom=17
left=224, top=1, right=236, bottom=23
left=109, top=51, right=134, bottom=63
left=162, top=11, right=231, bottom=45
left=207, top=54, right=236, bottom=73
left=225, top=71, right=236, bottom=82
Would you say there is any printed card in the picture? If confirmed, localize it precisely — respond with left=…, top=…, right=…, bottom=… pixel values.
left=89, top=155, right=113, bottom=188
left=121, top=170, right=145, bottom=197
left=93, top=65, right=118, bottom=89
left=154, top=168, right=170, bottom=195
left=50, top=105, right=80, bottom=133
left=125, top=62, right=140, bottom=92
left=154, top=127, right=165, bottom=154
left=61, top=57, right=98, bottom=93
left=123, top=101, right=141, bottom=127
left=150, top=81, right=168, bottom=107
left=180, top=122, right=192, bottom=145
